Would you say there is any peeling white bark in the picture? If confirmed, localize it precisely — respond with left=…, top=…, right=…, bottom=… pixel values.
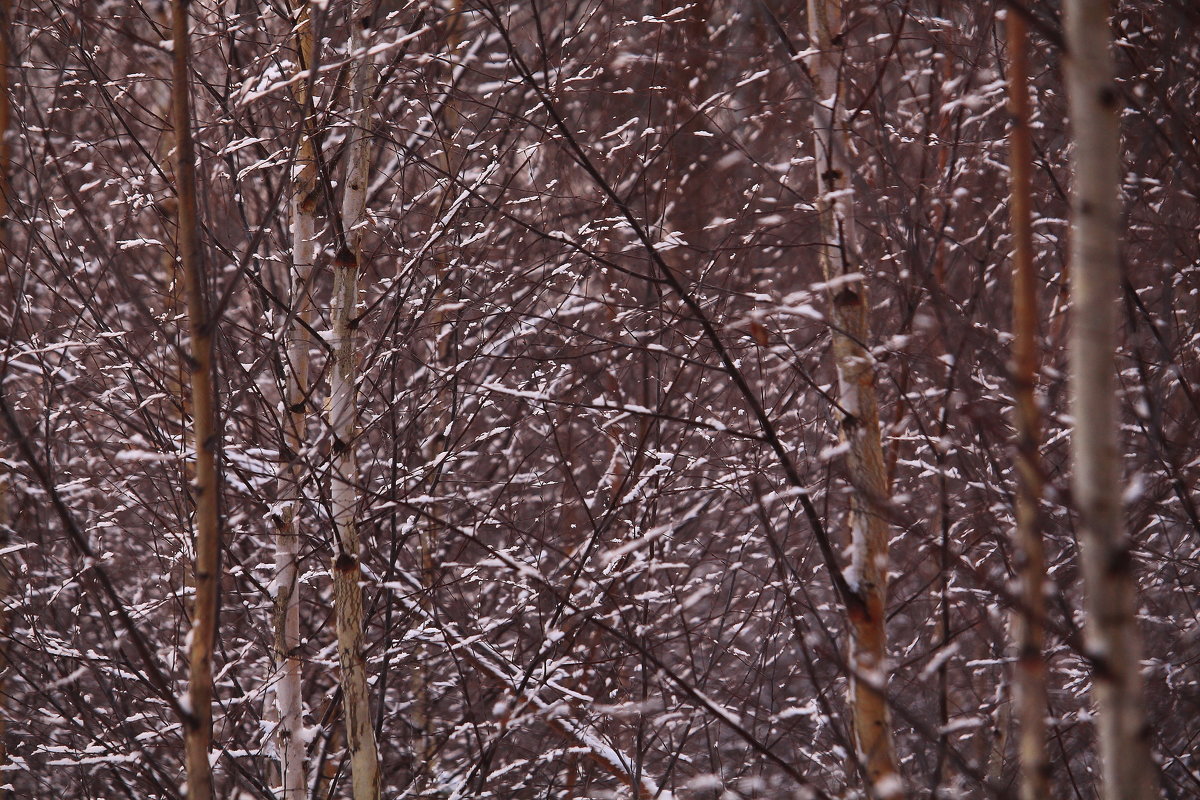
left=271, top=2, right=317, bottom=797
left=1063, top=2, right=1159, bottom=799
left=330, top=3, right=380, bottom=798
left=807, top=1, right=902, bottom=797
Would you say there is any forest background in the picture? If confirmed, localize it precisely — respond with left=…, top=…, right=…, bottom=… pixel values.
left=0, top=1, right=1197, bottom=799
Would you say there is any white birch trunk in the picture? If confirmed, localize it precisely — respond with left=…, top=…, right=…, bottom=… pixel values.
left=1063, top=2, right=1159, bottom=799
left=271, top=3, right=317, bottom=797
left=331, top=3, right=380, bottom=798
left=807, top=2, right=902, bottom=797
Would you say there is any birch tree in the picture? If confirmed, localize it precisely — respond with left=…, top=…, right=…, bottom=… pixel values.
left=1063, top=1, right=1159, bottom=798
left=4, top=3, right=1200, bottom=798
left=807, top=1, right=902, bottom=797
left=170, top=1, right=222, bottom=798
left=330, top=2, right=380, bottom=797
left=267, top=2, right=320, bottom=797
left=1005, top=9, right=1050, bottom=799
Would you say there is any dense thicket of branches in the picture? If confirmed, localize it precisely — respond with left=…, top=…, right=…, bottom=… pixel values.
left=1, top=1, right=1198, bottom=799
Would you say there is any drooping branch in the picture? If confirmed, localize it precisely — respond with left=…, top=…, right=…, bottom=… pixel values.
left=394, top=499, right=831, bottom=798
left=0, top=393, right=184, bottom=721
left=477, top=1, right=855, bottom=612
left=380, top=567, right=671, bottom=800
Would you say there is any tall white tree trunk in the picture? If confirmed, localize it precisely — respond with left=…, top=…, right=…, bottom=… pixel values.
left=1005, top=11, right=1050, bottom=800
left=331, top=2, right=380, bottom=798
left=271, top=2, right=318, bottom=797
left=171, top=2, right=222, bottom=798
left=806, top=2, right=901, bottom=798
left=1062, top=2, right=1159, bottom=799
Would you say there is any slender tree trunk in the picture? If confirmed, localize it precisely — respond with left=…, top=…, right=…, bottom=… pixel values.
left=331, top=3, right=380, bottom=797
left=0, top=0, right=9, bottom=242
left=807, top=2, right=902, bottom=798
left=271, top=2, right=318, bottom=797
left=0, top=481, right=10, bottom=800
left=148, top=2, right=189, bottom=427
left=1062, top=2, right=1159, bottom=799
left=0, top=9, right=13, bottom=792
left=171, top=2, right=222, bottom=798
left=1005, top=11, right=1051, bottom=800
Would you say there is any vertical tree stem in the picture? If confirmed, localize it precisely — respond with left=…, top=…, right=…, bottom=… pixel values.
left=1005, top=10, right=1051, bottom=800
left=331, top=2, right=380, bottom=797
left=271, top=2, right=318, bottom=797
left=171, top=1, right=222, bottom=798
left=149, top=2, right=189, bottom=426
left=0, top=0, right=9, bottom=237
left=1062, top=1, right=1158, bottom=799
left=807, top=2, right=902, bottom=797
left=0, top=3, right=11, bottom=788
